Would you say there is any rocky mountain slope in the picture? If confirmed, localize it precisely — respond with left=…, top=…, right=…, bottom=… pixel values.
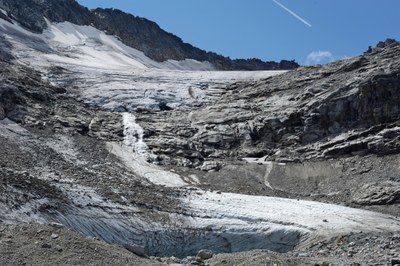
left=0, top=2, right=400, bottom=265
left=0, top=0, right=298, bottom=70
left=143, top=39, right=400, bottom=165
left=133, top=39, right=400, bottom=216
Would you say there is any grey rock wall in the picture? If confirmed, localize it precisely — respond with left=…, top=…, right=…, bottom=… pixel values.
left=137, top=40, right=400, bottom=169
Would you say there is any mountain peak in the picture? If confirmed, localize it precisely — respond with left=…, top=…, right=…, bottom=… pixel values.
left=0, top=0, right=298, bottom=70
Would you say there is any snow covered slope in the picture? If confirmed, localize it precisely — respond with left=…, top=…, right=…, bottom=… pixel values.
left=0, top=16, right=215, bottom=71
left=0, top=17, right=285, bottom=111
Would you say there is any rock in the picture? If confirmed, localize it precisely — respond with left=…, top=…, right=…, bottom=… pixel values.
left=5, top=105, right=26, bottom=124
left=197, top=249, right=213, bottom=260
left=41, top=243, right=51, bottom=249
left=51, top=233, right=59, bottom=239
left=3, top=239, right=12, bottom=244
left=377, top=39, right=397, bottom=48
left=199, top=161, right=220, bottom=172
left=55, top=245, right=63, bottom=252
left=0, top=35, right=14, bottom=61
left=195, top=256, right=204, bottom=262
left=392, top=258, right=400, bottom=266
left=348, top=250, right=357, bottom=256
left=338, top=56, right=368, bottom=73
left=0, top=105, right=5, bottom=120
left=194, top=125, right=236, bottom=148
left=122, top=244, right=146, bottom=257
left=281, top=134, right=300, bottom=145
left=161, top=257, right=181, bottom=264
left=353, top=182, right=400, bottom=205
left=318, top=249, right=327, bottom=255
left=368, top=137, right=400, bottom=155
left=88, top=112, right=123, bottom=141
left=53, top=115, right=89, bottom=134
left=301, top=133, right=320, bottom=144
left=49, top=222, right=64, bottom=228
left=323, top=141, right=369, bottom=157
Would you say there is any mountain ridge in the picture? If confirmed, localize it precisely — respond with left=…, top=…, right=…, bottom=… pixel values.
left=0, top=0, right=298, bottom=70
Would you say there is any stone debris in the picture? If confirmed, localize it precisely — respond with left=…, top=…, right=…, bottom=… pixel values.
left=197, top=249, right=214, bottom=260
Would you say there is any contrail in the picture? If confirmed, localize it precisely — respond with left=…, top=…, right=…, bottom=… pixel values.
left=272, top=0, right=312, bottom=27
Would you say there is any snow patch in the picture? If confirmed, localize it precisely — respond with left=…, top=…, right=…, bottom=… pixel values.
left=41, top=20, right=215, bottom=71
left=0, top=16, right=217, bottom=71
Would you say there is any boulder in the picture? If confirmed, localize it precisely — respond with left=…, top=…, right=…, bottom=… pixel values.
left=122, top=244, right=146, bottom=257
left=197, top=249, right=213, bottom=260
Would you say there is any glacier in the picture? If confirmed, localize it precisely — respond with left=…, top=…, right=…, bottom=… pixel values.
left=1, top=15, right=400, bottom=260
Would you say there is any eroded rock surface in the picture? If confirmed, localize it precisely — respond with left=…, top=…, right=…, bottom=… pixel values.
left=1, top=12, right=400, bottom=265
left=137, top=40, right=400, bottom=171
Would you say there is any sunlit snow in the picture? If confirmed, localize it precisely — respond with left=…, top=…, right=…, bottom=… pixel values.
left=1, top=16, right=398, bottom=252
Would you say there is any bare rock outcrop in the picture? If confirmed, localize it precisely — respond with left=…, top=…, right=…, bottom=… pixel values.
left=137, top=40, right=400, bottom=169
left=353, top=182, right=400, bottom=205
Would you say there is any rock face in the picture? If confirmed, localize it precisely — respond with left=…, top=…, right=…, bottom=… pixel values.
left=0, top=59, right=57, bottom=124
left=0, top=0, right=92, bottom=33
left=0, top=36, right=13, bottom=62
left=0, top=0, right=298, bottom=70
left=353, top=182, right=400, bottom=205
left=138, top=39, right=400, bottom=169
left=0, top=55, right=124, bottom=140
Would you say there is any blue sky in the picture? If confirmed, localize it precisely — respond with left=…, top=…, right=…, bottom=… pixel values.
left=77, top=0, right=400, bottom=65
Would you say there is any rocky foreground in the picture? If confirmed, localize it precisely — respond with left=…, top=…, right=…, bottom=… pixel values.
left=1, top=14, right=400, bottom=265
left=1, top=224, right=399, bottom=266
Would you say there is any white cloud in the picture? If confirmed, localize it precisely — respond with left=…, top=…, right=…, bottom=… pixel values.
left=306, top=50, right=334, bottom=65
